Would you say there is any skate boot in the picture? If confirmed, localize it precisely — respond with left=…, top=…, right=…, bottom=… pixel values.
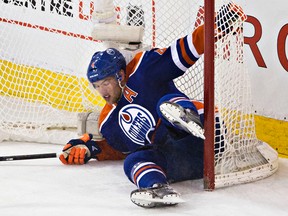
left=159, top=101, right=205, bottom=139
left=130, top=183, right=184, bottom=208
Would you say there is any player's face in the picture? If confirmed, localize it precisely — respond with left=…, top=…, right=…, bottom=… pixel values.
left=92, top=75, right=122, bottom=105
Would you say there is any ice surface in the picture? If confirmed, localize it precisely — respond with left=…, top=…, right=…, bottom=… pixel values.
left=0, top=141, right=287, bottom=216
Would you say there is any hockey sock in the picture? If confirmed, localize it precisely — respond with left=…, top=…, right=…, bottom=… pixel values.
left=131, top=162, right=167, bottom=188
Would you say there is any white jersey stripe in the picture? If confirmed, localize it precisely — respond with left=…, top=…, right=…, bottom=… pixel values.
left=198, top=108, right=204, bottom=115
left=169, top=96, right=191, bottom=103
left=136, top=169, right=166, bottom=187
left=187, top=34, right=200, bottom=59
left=132, top=162, right=154, bottom=176
left=171, top=40, right=188, bottom=72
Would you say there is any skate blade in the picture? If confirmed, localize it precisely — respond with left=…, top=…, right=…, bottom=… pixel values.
left=160, top=102, right=205, bottom=140
left=187, top=121, right=205, bottom=140
left=131, top=192, right=185, bottom=208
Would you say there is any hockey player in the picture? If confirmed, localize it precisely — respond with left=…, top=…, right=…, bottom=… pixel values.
left=59, top=4, right=245, bottom=208
left=60, top=41, right=205, bottom=207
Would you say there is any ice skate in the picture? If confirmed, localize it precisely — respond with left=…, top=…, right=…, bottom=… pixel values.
left=130, top=184, right=184, bottom=208
left=159, top=101, right=205, bottom=139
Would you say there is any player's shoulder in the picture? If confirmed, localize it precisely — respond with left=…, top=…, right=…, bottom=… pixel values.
left=98, top=103, right=114, bottom=127
left=126, top=47, right=170, bottom=77
left=150, top=48, right=168, bottom=55
left=126, top=51, right=145, bottom=76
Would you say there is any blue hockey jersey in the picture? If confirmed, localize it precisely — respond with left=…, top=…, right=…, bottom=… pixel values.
left=98, top=25, right=204, bottom=154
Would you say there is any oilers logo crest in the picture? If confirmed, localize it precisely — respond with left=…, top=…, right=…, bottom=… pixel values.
left=119, top=104, right=156, bottom=145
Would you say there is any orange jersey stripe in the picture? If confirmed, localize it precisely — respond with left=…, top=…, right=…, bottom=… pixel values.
left=133, top=164, right=165, bottom=183
left=179, top=37, right=195, bottom=65
left=191, top=100, right=204, bottom=110
left=191, top=99, right=219, bottom=113
left=192, top=25, right=204, bottom=55
left=126, top=51, right=144, bottom=78
left=98, top=103, right=113, bottom=127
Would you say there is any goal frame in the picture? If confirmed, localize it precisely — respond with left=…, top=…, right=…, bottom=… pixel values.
left=203, top=0, right=215, bottom=190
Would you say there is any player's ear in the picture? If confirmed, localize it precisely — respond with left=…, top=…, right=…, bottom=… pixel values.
left=119, top=69, right=125, bottom=82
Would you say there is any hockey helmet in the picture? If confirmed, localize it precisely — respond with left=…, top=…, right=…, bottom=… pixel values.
left=87, top=48, right=126, bottom=83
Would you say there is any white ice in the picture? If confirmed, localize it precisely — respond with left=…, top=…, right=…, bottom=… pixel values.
left=0, top=141, right=287, bottom=216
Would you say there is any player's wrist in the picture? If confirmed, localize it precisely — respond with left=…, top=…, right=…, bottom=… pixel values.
left=85, top=140, right=102, bottom=158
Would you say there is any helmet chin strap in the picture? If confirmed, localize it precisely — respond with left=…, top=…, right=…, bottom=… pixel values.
left=116, top=79, right=125, bottom=104
left=118, top=79, right=125, bottom=90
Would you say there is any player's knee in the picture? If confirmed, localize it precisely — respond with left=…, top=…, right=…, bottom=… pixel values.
left=156, top=93, right=198, bottom=121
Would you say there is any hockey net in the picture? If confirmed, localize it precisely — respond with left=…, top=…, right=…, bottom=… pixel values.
left=0, top=0, right=278, bottom=188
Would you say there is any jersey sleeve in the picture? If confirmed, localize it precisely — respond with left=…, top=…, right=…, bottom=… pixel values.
left=139, top=24, right=204, bottom=82
left=95, top=139, right=127, bottom=161
left=167, top=24, right=204, bottom=72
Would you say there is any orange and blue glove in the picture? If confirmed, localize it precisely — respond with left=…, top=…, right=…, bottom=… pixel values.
left=59, top=133, right=101, bottom=165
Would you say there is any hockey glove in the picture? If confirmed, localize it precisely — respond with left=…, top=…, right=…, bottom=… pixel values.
left=59, top=133, right=102, bottom=165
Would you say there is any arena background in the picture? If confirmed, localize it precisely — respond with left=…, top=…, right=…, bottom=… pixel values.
left=235, top=0, right=288, bottom=157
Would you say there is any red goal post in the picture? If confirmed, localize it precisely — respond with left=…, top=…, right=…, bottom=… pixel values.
left=201, top=1, right=278, bottom=190
left=203, top=0, right=215, bottom=190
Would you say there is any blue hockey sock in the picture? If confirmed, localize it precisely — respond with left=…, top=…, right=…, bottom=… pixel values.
left=131, top=162, right=168, bottom=188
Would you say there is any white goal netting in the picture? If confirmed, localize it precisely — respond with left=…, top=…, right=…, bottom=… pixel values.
left=0, top=0, right=278, bottom=187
